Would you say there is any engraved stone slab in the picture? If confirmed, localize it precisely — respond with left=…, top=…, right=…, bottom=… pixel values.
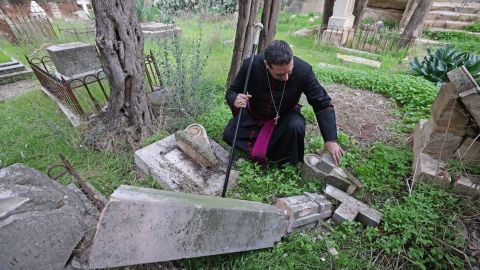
left=431, top=83, right=469, bottom=129
left=46, top=42, right=101, bottom=77
left=134, top=134, right=238, bottom=195
left=175, top=124, right=217, bottom=168
left=275, top=192, right=332, bottom=233
left=0, top=164, right=92, bottom=270
left=421, top=120, right=465, bottom=160
left=88, top=186, right=288, bottom=269
left=324, top=185, right=382, bottom=227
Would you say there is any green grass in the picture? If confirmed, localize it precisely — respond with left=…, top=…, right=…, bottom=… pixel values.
left=0, top=50, right=11, bottom=63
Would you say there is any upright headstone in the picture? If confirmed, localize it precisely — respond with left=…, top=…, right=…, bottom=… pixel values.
left=46, top=42, right=102, bottom=78
left=88, top=186, right=288, bottom=269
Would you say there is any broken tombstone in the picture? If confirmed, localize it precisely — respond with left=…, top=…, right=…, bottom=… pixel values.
left=302, top=153, right=361, bottom=194
left=135, top=125, right=238, bottom=195
left=175, top=124, right=217, bottom=168
left=0, top=163, right=100, bottom=270
left=88, top=185, right=288, bottom=269
left=275, top=192, right=332, bottom=233
left=447, top=66, right=480, bottom=124
left=324, top=184, right=382, bottom=227
left=453, top=175, right=480, bottom=197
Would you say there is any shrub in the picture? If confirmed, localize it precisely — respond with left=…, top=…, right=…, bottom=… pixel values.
left=135, top=0, right=160, bottom=22
left=411, top=44, right=480, bottom=86
left=156, top=0, right=236, bottom=18
left=156, top=33, right=214, bottom=131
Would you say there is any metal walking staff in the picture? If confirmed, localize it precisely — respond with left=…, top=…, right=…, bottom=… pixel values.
left=222, top=22, right=264, bottom=198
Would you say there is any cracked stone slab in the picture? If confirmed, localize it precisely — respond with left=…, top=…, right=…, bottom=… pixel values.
left=302, top=153, right=361, bottom=194
left=134, top=134, right=238, bottom=195
left=275, top=192, right=332, bottom=233
left=88, top=185, right=288, bottom=269
left=324, top=185, right=382, bottom=227
left=447, top=66, right=480, bottom=123
left=0, top=163, right=93, bottom=270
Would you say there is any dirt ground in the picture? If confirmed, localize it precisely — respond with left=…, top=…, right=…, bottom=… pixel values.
left=0, top=79, right=38, bottom=102
left=325, top=83, right=400, bottom=145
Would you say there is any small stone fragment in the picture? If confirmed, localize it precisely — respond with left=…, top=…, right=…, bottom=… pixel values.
left=275, top=192, right=332, bottom=233
left=175, top=123, right=217, bottom=168
left=453, top=175, right=480, bottom=197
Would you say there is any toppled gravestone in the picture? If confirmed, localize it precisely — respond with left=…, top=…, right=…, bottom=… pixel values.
left=275, top=192, right=332, bottom=233
left=88, top=185, right=288, bottom=269
left=175, top=124, right=217, bottom=168
left=135, top=124, right=238, bottom=195
left=324, top=185, right=382, bottom=227
left=0, top=163, right=99, bottom=270
left=302, top=153, right=361, bottom=194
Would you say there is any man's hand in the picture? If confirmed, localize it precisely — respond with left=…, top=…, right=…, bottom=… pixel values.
left=324, top=141, right=344, bottom=166
left=234, top=93, right=252, bottom=108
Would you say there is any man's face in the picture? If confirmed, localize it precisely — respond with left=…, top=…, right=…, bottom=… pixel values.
left=264, top=59, right=294, bottom=81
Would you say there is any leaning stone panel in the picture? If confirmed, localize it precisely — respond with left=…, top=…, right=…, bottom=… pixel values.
left=88, top=186, right=288, bottom=269
left=0, top=163, right=91, bottom=270
left=46, top=42, right=101, bottom=78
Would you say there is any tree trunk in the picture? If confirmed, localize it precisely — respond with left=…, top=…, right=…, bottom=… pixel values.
left=353, top=0, right=369, bottom=28
left=397, top=0, right=433, bottom=48
left=91, top=0, right=152, bottom=147
left=322, top=0, right=335, bottom=26
left=257, top=0, right=280, bottom=53
left=226, top=0, right=260, bottom=87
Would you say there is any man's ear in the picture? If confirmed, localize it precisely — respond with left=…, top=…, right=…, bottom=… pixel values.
left=264, top=60, right=270, bottom=69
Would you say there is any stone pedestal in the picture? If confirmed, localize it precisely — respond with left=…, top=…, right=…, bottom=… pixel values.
left=328, top=0, right=356, bottom=28
left=88, top=186, right=288, bottom=269
left=134, top=134, right=238, bottom=195
left=141, top=22, right=181, bottom=39
left=46, top=43, right=101, bottom=78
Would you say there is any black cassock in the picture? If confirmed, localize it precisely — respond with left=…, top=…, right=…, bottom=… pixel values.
left=223, top=53, right=337, bottom=165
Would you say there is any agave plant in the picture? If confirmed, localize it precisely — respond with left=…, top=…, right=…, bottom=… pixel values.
left=411, top=44, right=480, bottom=86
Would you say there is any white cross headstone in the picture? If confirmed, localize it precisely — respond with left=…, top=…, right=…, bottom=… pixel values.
left=76, top=0, right=91, bottom=15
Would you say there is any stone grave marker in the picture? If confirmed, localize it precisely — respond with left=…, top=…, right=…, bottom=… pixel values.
left=46, top=42, right=102, bottom=79
left=135, top=125, right=238, bottom=195
left=88, top=185, right=288, bottom=269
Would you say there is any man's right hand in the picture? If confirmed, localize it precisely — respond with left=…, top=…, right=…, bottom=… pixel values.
left=234, top=93, right=252, bottom=108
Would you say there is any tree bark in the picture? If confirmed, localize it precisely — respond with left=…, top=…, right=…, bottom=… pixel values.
left=322, top=0, right=335, bottom=26
left=226, top=0, right=260, bottom=87
left=397, top=0, right=433, bottom=48
left=353, top=0, right=369, bottom=28
left=91, top=0, right=152, bottom=147
left=257, top=0, right=280, bottom=53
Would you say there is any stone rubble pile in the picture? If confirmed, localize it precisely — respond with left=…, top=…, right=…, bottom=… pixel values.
left=413, top=66, right=480, bottom=196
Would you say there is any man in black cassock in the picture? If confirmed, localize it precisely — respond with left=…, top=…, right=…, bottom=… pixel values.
left=223, top=40, right=343, bottom=166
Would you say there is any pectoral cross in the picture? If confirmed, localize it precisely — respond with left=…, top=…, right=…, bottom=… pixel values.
left=274, top=114, right=280, bottom=125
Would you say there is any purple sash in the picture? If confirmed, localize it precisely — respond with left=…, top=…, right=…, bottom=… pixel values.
left=250, top=119, right=275, bottom=164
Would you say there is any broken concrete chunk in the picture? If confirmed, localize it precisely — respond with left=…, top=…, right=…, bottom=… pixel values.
left=453, top=175, right=480, bottom=197
left=430, top=83, right=469, bottom=129
left=302, top=153, right=361, bottom=194
left=292, top=28, right=315, bottom=37
left=447, top=66, right=480, bottom=123
left=413, top=152, right=450, bottom=185
left=324, top=185, right=382, bottom=227
left=0, top=163, right=94, bottom=270
left=135, top=134, right=237, bottom=195
left=455, top=137, right=480, bottom=161
left=275, top=192, right=332, bottom=233
left=420, top=120, right=465, bottom=160
left=88, top=186, right=288, bottom=269
left=175, top=123, right=217, bottom=168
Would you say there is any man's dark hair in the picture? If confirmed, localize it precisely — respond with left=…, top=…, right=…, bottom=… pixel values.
left=264, top=40, right=293, bottom=66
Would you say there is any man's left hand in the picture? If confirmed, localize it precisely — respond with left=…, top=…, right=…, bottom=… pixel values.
left=324, top=141, right=344, bottom=166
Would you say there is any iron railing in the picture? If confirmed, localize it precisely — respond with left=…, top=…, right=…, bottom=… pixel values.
left=316, top=25, right=415, bottom=55
left=27, top=51, right=164, bottom=120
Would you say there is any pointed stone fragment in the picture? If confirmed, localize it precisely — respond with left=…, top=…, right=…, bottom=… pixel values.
left=302, top=153, right=361, bottom=194
left=447, top=66, right=480, bottom=124
left=175, top=123, right=217, bottom=168
left=88, top=186, right=288, bottom=269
